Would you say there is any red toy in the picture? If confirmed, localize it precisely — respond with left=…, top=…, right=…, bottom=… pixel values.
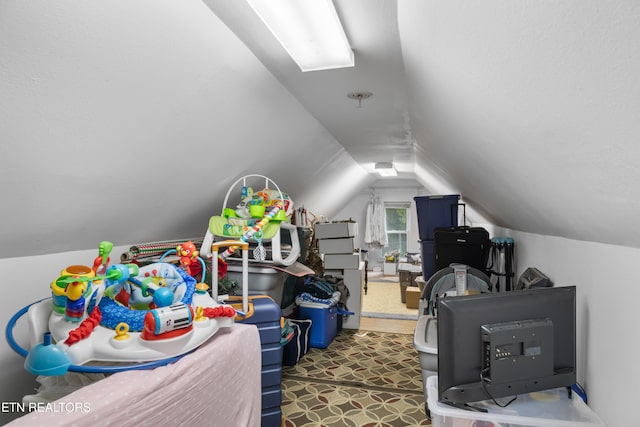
left=176, top=241, right=199, bottom=276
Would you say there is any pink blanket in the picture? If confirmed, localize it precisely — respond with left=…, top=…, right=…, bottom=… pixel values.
left=8, top=323, right=262, bottom=427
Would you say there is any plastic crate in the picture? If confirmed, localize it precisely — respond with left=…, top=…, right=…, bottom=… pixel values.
left=426, top=376, right=604, bottom=427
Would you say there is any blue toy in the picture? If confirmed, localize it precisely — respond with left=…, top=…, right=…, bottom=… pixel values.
left=6, top=242, right=236, bottom=376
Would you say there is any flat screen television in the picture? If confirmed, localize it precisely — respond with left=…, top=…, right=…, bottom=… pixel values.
left=437, top=286, right=576, bottom=406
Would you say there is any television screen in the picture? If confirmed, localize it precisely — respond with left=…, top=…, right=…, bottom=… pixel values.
left=437, top=286, right=576, bottom=405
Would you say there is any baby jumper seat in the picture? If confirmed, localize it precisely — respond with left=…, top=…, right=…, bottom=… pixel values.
left=199, top=175, right=304, bottom=312
left=199, top=174, right=300, bottom=267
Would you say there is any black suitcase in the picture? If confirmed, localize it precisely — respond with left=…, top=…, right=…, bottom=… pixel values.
left=433, top=204, right=490, bottom=274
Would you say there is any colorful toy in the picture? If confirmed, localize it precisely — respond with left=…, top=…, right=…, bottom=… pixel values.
left=64, top=284, right=86, bottom=322
left=253, top=230, right=266, bottom=262
left=219, top=201, right=284, bottom=261
left=141, top=303, right=194, bottom=341
left=92, top=241, right=113, bottom=276
left=51, top=265, right=95, bottom=315
left=177, top=241, right=199, bottom=274
left=6, top=241, right=237, bottom=376
left=159, top=240, right=205, bottom=279
left=199, top=174, right=300, bottom=272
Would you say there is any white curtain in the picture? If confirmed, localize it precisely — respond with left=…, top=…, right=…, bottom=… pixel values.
left=364, top=196, right=388, bottom=249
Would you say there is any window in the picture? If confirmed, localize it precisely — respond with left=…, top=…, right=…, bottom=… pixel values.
left=384, top=203, right=409, bottom=255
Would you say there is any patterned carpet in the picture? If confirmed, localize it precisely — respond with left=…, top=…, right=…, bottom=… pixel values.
left=281, top=329, right=431, bottom=426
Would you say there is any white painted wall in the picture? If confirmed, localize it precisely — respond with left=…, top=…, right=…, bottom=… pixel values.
left=0, top=0, right=367, bottom=259
left=490, top=228, right=639, bottom=427
left=331, top=183, right=429, bottom=271
left=399, top=0, right=640, bottom=250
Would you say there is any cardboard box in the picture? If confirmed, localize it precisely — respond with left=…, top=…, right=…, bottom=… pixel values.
left=314, top=222, right=358, bottom=239
left=324, top=253, right=360, bottom=269
left=398, top=262, right=422, bottom=272
left=318, top=237, right=356, bottom=254
left=405, top=286, right=421, bottom=309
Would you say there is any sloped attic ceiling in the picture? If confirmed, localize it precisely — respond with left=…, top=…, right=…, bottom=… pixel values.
left=397, top=1, right=640, bottom=247
left=206, top=0, right=640, bottom=249
left=1, top=0, right=640, bottom=259
left=0, top=0, right=373, bottom=258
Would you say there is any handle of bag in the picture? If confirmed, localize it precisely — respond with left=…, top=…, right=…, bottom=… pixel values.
left=211, top=240, right=249, bottom=314
left=336, top=307, right=355, bottom=316
left=450, top=202, right=466, bottom=227
left=226, top=295, right=277, bottom=321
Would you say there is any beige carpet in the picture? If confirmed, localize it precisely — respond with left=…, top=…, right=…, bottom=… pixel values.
left=361, top=279, right=419, bottom=320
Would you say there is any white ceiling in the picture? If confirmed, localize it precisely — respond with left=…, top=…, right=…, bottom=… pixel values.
left=207, top=0, right=640, bottom=247
left=204, top=0, right=415, bottom=173
left=1, top=0, right=639, bottom=258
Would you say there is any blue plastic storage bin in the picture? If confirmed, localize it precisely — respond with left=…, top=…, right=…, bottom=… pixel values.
left=414, top=195, right=460, bottom=241
left=298, top=304, right=338, bottom=349
left=420, top=240, right=436, bottom=281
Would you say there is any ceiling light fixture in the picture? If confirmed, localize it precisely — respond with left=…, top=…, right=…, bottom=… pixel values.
left=347, top=91, right=373, bottom=108
left=246, top=0, right=354, bottom=72
left=375, top=162, right=398, bottom=177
